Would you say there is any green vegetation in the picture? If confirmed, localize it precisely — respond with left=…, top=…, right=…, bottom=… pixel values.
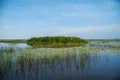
left=88, top=39, right=120, bottom=42
left=0, top=47, right=120, bottom=76
left=0, top=47, right=97, bottom=78
left=27, top=36, right=88, bottom=48
left=0, top=39, right=26, bottom=43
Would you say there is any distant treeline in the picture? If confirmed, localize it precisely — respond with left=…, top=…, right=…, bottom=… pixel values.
left=27, top=36, right=88, bottom=48
left=0, top=39, right=26, bottom=43
left=88, top=39, right=120, bottom=42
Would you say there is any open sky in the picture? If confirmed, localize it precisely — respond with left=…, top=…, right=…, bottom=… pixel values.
left=0, top=0, right=120, bottom=39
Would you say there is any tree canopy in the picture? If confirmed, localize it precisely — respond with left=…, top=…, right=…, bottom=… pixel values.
left=27, top=36, right=88, bottom=48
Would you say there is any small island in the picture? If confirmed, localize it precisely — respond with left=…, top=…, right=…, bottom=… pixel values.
left=27, top=36, right=88, bottom=48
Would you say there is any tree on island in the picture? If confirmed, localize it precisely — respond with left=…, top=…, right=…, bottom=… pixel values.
left=27, top=36, right=88, bottom=48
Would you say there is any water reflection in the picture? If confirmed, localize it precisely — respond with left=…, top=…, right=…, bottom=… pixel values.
left=0, top=43, right=31, bottom=53
left=1, top=50, right=120, bottom=80
left=86, top=41, right=120, bottom=48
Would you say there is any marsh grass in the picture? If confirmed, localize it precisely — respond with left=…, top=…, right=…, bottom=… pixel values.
left=0, top=45, right=120, bottom=80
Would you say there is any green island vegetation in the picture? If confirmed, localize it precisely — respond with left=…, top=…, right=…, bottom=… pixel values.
left=27, top=36, right=88, bottom=48
left=0, top=39, right=26, bottom=43
left=0, top=38, right=120, bottom=45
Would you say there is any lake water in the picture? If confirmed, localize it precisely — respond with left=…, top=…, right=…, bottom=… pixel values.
left=0, top=42, right=120, bottom=80
left=0, top=43, right=31, bottom=53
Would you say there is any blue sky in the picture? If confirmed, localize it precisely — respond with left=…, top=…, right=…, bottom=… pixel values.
left=0, top=0, right=120, bottom=39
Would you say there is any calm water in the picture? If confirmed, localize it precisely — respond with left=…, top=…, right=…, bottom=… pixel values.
left=0, top=42, right=120, bottom=80
left=0, top=43, right=31, bottom=53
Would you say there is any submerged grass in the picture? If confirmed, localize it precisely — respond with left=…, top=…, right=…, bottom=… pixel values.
left=0, top=46, right=120, bottom=64
left=0, top=46, right=120, bottom=79
left=0, top=47, right=109, bottom=68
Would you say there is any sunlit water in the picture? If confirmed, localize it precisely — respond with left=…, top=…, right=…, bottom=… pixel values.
left=0, top=42, right=120, bottom=80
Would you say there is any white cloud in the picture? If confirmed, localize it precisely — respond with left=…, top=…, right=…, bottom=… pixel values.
left=57, top=25, right=120, bottom=39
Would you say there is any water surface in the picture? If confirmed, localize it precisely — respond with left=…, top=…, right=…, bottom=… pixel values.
left=0, top=42, right=120, bottom=80
left=0, top=43, right=31, bottom=53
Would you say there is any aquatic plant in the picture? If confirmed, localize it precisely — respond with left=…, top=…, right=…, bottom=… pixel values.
left=0, top=41, right=120, bottom=80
